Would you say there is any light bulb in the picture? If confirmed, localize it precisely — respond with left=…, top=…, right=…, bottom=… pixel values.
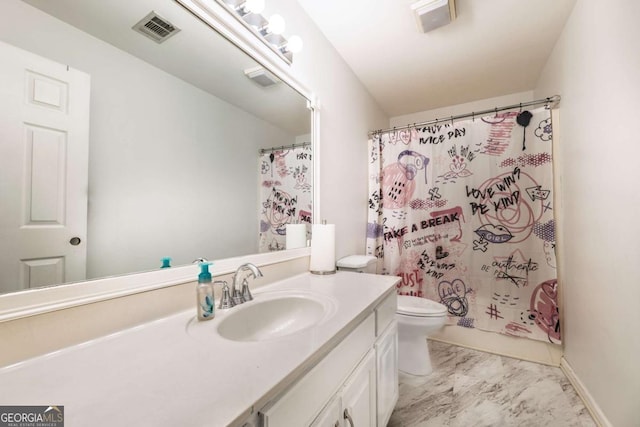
left=287, top=35, right=303, bottom=53
left=244, top=0, right=265, bottom=14
left=268, top=14, right=286, bottom=35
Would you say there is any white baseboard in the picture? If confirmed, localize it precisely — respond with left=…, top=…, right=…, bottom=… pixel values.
left=429, top=325, right=563, bottom=366
left=559, top=357, right=612, bottom=427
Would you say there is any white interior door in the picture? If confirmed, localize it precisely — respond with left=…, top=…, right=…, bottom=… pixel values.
left=0, top=40, right=90, bottom=293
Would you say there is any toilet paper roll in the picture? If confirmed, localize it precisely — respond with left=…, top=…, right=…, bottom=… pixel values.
left=310, top=223, right=336, bottom=275
left=285, top=224, right=307, bottom=249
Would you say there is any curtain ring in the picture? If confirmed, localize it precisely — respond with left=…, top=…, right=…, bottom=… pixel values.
left=472, top=112, right=475, bottom=122
left=494, top=107, right=498, bottom=117
left=450, top=116, right=454, bottom=126
left=519, top=103, right=522, bottom=112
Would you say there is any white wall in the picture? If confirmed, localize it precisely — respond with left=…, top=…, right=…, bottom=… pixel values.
left=265, top=0, right=389, bottom=260
left=534, top=1, right=640, bottom=425
left=0, top=1, right=295, bottom=279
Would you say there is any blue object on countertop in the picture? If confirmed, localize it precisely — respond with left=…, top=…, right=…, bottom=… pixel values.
left=161, top=257, right=172, bottom=268
left=198, top=261, right=213, bottom=283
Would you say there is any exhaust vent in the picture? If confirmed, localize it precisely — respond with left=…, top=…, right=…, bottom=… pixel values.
left=244, top=67, right=280, bottom=88
left=411, top=0, right=456, bottom=33
left=132, top=11, right=180, bottom=44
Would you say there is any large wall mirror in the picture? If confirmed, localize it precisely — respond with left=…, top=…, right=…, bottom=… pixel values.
left=0, top=0, right=313, bottom=297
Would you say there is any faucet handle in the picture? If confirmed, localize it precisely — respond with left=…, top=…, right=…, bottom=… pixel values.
left=241, top=278, right=253, bottom=302
left=215, top=280, right=235, bottom=309
left=231, top=280, right=246, bottom=305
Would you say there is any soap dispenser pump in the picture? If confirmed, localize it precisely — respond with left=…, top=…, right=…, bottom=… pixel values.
left=196, top=262, right=215, bottom=321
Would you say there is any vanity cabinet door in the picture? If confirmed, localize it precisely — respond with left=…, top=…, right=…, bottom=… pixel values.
left=311, top=350, right=377, bottom=427
left=310, top=396, right=341, bottom=427
left=376, top=320, right=398, bottom=427
left=341, top=350, right=376, bottom=427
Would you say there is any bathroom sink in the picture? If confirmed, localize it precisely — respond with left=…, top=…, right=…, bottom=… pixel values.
left=187, top=291, right=336, bottom=342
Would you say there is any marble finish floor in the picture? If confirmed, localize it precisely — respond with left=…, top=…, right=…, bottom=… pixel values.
left=389, top=340, right=596, bottom=427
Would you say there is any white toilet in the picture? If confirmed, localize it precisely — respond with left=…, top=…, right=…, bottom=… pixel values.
left=336, top=256, right=448, bottom=376
left=396, top=295, right=448, bottom=376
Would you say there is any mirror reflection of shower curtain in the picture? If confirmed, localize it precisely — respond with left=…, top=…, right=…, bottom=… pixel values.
left=258, top=145, right=313, bottom=252
left=366, top=107, right=560, bottom=344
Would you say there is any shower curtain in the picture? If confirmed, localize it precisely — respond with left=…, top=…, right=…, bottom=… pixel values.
left=366, top=107, right=559, bottom=343
left=259, top=145, right=313, bottom=252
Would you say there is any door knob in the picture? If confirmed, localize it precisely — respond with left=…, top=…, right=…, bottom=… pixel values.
left=69, top=237, right=81, bottom=246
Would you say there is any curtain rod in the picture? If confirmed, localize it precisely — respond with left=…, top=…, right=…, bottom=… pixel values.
left=369, top=95, right=561, bottom=137
left=259, top=141, right=311, bottom=155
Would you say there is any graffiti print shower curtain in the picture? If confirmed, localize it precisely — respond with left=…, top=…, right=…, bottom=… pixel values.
left=366, top=107, right=560, bottom=343
left=259, top=145, right=313, bottom=252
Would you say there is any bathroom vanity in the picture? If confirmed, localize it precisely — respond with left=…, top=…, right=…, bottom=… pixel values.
left=0, top=272, right=399, bottom=427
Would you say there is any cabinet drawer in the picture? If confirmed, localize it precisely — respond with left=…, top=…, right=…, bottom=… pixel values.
left=261, top=313, right=376, bottom=427
left=375, top=291, right=397, bottom=336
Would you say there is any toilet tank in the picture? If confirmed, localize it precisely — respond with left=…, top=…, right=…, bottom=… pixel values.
left=336, top=255, right=378, bottom=274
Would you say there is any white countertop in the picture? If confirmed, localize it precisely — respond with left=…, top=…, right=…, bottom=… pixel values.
left=0, top=272, right=398, bottom=426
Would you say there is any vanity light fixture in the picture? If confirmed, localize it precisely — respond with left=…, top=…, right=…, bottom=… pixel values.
left=244, top=0, right=265, bottom=14
left=267, top=14, right=285, bottom=35
left=218, top=0, right=302, bottom=63
left=285, top=35, right=303, bottom=54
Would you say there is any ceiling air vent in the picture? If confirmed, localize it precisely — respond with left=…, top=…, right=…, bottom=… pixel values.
left=132, top=11, right=181, bottom=44
left=244, top=67, right=281, bottom=88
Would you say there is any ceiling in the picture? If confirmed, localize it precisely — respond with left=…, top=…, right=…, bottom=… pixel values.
left=22, top=0, right=310, bottom=135
left=297, top=0, right=577, bottom=117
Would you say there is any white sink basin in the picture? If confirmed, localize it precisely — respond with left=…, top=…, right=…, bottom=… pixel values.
left=187, top=291, right=336, bottom=342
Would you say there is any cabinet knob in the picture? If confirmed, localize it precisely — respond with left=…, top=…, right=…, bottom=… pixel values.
left=343, top=408, right=355, bottom=427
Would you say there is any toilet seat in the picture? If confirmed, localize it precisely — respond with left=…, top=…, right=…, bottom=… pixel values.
left=397, top=295, right=448, bottom=317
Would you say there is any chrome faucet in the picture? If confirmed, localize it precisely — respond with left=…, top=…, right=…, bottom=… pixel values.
left=232, top=263, right=263, bottom=304
left=216, top=280, right=235, bottom=309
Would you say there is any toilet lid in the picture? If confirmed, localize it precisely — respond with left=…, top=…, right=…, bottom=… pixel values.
left=397, top=295, right=448, bottom=317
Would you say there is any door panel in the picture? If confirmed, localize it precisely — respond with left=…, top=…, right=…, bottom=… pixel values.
left=25, top=125, right=67, bottom=224
left=20, top=257, right=65, bottom=288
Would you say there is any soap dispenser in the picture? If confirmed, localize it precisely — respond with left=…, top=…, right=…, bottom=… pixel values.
left=196, top=262, right=215, bottom=321
left=160, top=257, right=172, bottom=268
